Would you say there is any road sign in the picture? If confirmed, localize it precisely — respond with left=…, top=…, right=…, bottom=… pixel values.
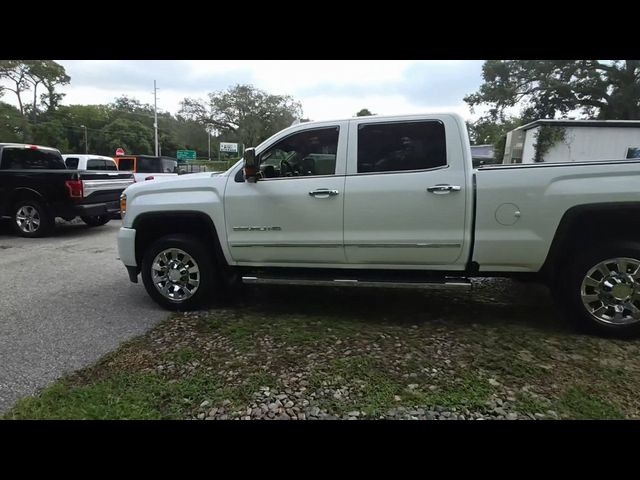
left=115, top=148, right=125, bottom=156
left=220, top=142, right=238, bottom=153
left=177, top=149, right=197, bottom=161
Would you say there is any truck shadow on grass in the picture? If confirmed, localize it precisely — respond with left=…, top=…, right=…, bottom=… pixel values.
left=223, top=277, right=568, bottom=335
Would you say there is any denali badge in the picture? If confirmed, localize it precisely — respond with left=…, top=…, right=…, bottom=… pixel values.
left=233, top=226, right=282, bottom=232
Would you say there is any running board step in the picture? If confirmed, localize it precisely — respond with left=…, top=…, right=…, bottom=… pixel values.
left=241, top=276, right=472, bottom=290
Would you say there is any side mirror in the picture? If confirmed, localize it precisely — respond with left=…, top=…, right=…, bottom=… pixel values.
left=243, top=148, right=258, bottom=183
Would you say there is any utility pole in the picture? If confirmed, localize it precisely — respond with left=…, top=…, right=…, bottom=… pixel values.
left=80, top=125, right=88, bottom=153
left=207, top=125, right=212, bottom=161
left=153, top=80, right=159, bottom=157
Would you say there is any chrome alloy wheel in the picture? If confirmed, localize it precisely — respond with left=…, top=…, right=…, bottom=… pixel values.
left=151, top=248, right=201, bottom=302
left=15, top=205, right=41, bottom=233
left=580, top=257, right=640, bottom=325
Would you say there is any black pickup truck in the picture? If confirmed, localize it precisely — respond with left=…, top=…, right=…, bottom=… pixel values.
left=0, top=143, right=134, bottom=237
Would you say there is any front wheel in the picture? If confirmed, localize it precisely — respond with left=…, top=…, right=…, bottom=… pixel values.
left=141, top=234, right=217, bottom=310
left=80, top=215, right=111, bottom=227
left=560, top=242, right=640, bottom=338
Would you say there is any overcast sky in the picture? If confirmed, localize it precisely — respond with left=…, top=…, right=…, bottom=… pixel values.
left=8, top=60, right=488, bottom=121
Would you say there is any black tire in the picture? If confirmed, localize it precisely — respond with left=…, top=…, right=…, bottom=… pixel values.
left=11, top=199, right=54, bottom=238
left=559, top=241, right=640, bottom=338
left=80, top=215, right=111, bottom=227
left=141, top=234, right=218, bottom=311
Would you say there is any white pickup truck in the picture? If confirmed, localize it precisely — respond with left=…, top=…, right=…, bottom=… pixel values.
left=117, top=113, right=640, bottom=337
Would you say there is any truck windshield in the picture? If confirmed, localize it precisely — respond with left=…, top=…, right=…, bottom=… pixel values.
left=0, top=148, right=66, bottom=170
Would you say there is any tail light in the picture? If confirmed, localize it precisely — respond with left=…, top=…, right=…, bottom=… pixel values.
left=65, top=179, right=84, bottom=199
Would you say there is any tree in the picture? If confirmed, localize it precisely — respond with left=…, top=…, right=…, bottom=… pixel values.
left=102, top=118, right=154, bottom=155
left=467, top=116, right=524, bottom=163
left=0, top=101, right=31, bottom=142
left=110, top=95, right=154, bottom=114
left=467, top=117, right=523, bottom=145
left=53, top=104, right=112, bottom=153
left=37, top=61, right=70, bottom=113
left=31, top=119, right=69, bottom=152
left=158, top=129, right=180, bottom=157
left=0, top=60, right=70, bottom=118
left=23, top=60, right=70, bottom=118
left=0, top=60, right=29, bottom=116
left=356, top=108, right=374, bottom=116
left=179, top=84, right=303, bottom=146
left=465, top=60, right=640, bottom=121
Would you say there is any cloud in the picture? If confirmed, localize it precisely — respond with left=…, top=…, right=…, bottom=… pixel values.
left=59, top=60, right=254, bottom=93
left=298, top=61, right=483, bottom=108
left=1, top=60, right=485, bottom=120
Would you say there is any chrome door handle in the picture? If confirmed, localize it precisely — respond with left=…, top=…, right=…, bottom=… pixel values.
left=309, top=188, right=339, bottom=198
left=427, top=185, right=461, bottom=194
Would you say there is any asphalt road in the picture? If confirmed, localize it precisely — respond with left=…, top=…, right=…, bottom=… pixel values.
left=0, top=218, right=166, bottom=413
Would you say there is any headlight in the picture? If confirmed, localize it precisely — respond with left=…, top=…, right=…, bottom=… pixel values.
left=120, top=193, right=127, bottom=217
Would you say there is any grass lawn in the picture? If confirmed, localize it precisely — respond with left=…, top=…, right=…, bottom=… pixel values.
left=5, top=280, right=640, bottom=420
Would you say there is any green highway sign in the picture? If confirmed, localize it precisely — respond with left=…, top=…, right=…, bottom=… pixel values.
left=177, top=149, right=197, bottom=161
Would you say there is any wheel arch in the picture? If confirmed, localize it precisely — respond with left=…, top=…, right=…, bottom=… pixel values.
left=132, top=210, right=229, bottom=276
left=540, top=202, right=640, bottom=280
left=4, top=188, right=47, bottom=215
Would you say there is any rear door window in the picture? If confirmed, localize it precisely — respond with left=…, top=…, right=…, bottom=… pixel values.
left=357, top=120, right=447, bottom=173
left=0, top=147, right=66, bottom=170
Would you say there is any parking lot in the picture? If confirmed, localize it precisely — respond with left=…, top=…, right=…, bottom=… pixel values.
left=0, top=218, right=166, bottom=413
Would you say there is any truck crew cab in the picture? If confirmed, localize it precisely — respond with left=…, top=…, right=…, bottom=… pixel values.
left=117, top=113, right=640, bottom=337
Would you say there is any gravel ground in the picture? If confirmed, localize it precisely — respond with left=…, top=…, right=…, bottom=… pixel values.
left=7, top=276, right=640, bottom=420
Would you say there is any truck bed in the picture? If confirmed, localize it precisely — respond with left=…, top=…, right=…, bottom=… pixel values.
left=473, top=159, right=640, bottom=272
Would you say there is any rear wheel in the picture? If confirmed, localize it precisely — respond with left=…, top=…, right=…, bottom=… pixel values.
left=11, top=199, right=54, bottom=238
left=80, top=215, right=111, bottom=227
left=141, top=234, right=217, bottom=310
left=560, top=242, right=640, bottom=338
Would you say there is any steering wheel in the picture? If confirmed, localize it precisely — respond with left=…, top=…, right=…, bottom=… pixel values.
left=280, top=159, right=293, bottom=177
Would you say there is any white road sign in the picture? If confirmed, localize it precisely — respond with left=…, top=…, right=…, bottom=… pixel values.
left=220, top=142, right=238, bottom=153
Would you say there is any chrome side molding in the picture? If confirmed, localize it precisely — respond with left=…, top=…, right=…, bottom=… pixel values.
left=241, top=276, right=472, bottom=290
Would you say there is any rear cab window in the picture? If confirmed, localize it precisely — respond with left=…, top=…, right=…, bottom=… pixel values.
left=86, top=158, right=117, bottom=170
left=65, top=157, right=80, bottom=169
left=87, top=159, right=105, bottom=170
left=1, top=147, right=66, bottom=170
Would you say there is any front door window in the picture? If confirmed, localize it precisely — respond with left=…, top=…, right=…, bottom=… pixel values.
left=258, top=127, right=339, bottom=179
